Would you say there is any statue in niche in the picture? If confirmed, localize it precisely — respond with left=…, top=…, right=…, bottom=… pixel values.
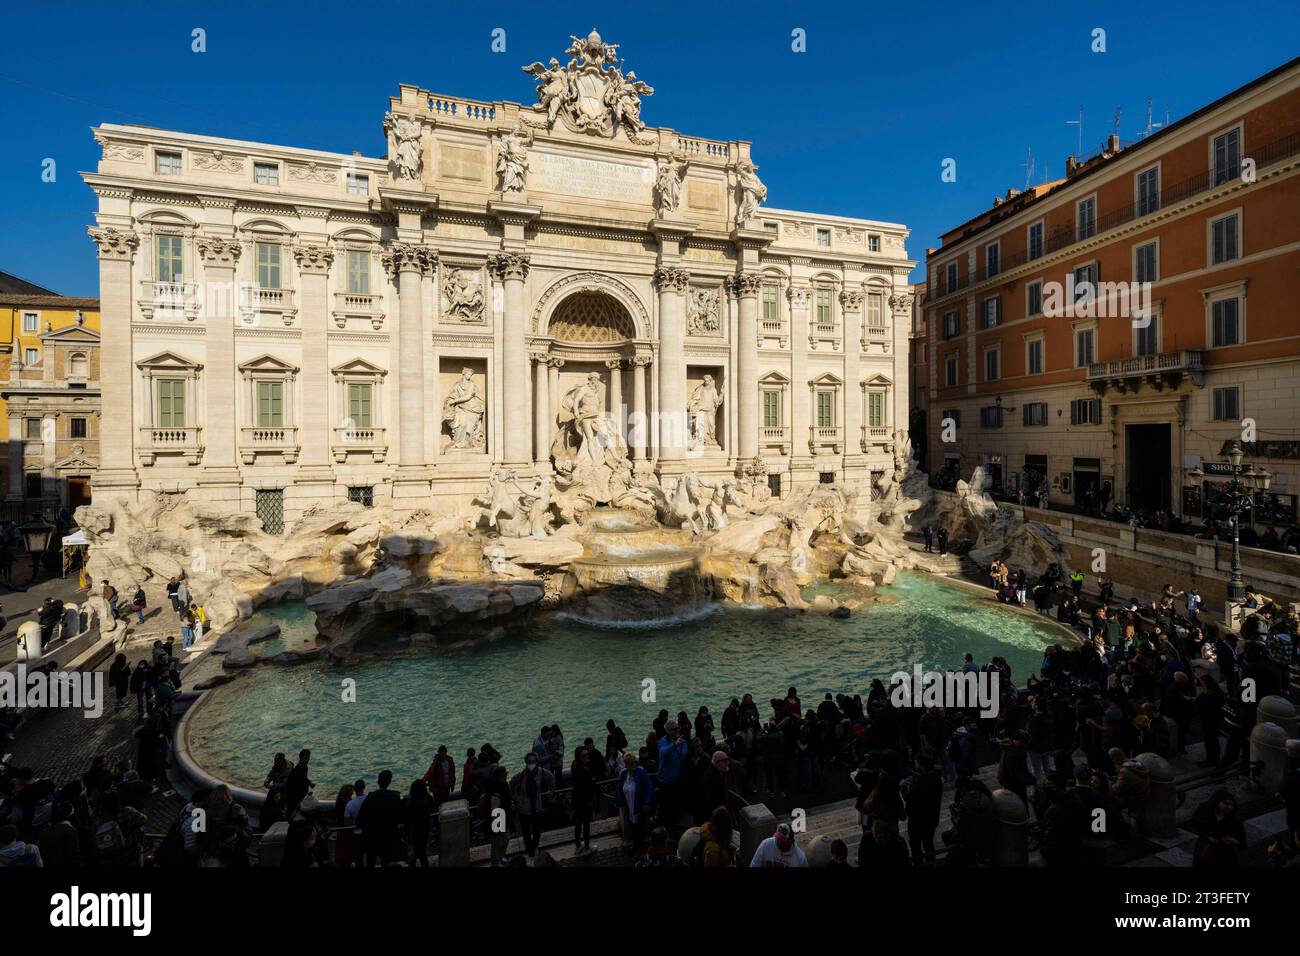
left=442, top=368, right=486, bottom=452
left=688, top=374, right=723, bottom=449
left=687, top=288, right=720, bottom=335
left=497, top=123, right=532, bottom=194
left=385, top=112, right=423, bottom=180
left=442, top=269, right=484, bottom=322
left=552, top=372, right=626, bottom=472
left=736, top=161, right=767, bottom=224
left=654, top=157, right=688, bottom=216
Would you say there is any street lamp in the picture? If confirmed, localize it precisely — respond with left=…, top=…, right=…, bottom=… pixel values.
left=17, top=514, right=55, bottom=585
left=1189, top=440, right=1272, bottom=605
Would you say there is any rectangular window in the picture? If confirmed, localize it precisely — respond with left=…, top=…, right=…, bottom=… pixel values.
left=762, top=221, right=778, bottom=235
left=866, top=293, right=884, bottom=330
left=979, top=406, right=1002, bottom=428
left=255, top=489, right=285, bottom=535
left=946, top=262, right=958, bottom=293
left=1075, top=327, right=1095, bottom=367
left=1210, top=213, right=1239, bottom=264
left=1136, top=313, right=1159, bottom=356
left=254, top=162, right=280, bottom=185
left=156, top=379, right=185, bottom=427
left=942, top=310, right=960, bottom=339
left=815, top=289, right=832, bottom=325
left=1074, top=262, right=1098, bottom=305
left=346, top=250, right=370, bottom=295
left=1028, top=222, right=1044, bottom=261
left=347, top=382, right=373, bottom=427
left=1137, top=166, right=1160, bottom=216
left=1212, top=386, right=1240, bottom=421
left=1212, top=127, right=1241, bottom=186
left=762, top=390, right=782, bottom=427
left=945, top=354, right=959, bottom=387
left=24, top=348, right=39, bottom=366
left=1027, top=281, right=1043, bottom=317
left=1023, top=402, right=1048, bottom=426
left=347, top=486, right=374, bottom=508
left=1211, top=297, right=1240, bottom=347
left=941, top=409, right=961, bottom=428
left=868, top=234, right=881, bottom=252
left=346, top=172, right=369, bottom=196
left=980, top=296, right=1000, bottom=329
left=22, top=312, right=38, bottom=332
left=1077, top=197, right=1096, bottom=241
left=815, top=228, right=831, bottom=247
left=1027, top=338, right=1044, bottom=374
left=155, top=234, right=183, bottom=282
left=1135, top=241, right=1158, bottom=284
left=868, top=392, right=884, bottom=427
left=761, top=284, right=779, bottom=323
left=24, top=418, right=41, bottom=439
left=256, top=380, right=284, bottom=427
left=984, top=347, right=1000, bottom=382
left=816, top=391, right=834, bottom=427
left=985, top=243, right=1000, bottom=278
left=256, top=242, right=282, bottom=289
left=155, top=151, right=182, bottom=175
left=1070, top=398, right=1102, bottom=425
left=25, top=473, right=42, bottom=499
left=69, top=417, right=87, bottom=438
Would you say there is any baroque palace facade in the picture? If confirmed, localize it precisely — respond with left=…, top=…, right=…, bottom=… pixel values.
left=83, top=29, right=913, bottom=527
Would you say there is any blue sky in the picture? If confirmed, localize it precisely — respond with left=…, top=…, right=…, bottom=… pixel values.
left=1, top=0, right=1296, bottom=295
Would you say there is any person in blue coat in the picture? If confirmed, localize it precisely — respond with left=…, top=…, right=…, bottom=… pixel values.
left=616, top=752, right=655, bottom=856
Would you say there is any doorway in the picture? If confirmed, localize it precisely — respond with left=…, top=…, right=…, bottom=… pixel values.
left=67, top=477, right=92, bottom=509
left=1126, top=423, right=1172, bottom=513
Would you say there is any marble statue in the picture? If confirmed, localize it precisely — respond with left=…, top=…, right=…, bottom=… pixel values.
left=702, top=479, right=742, bottom=531
left=385, top=112, right=423, bottom=180
left=522, top=57, right=569, bottom=124
left=688, top=375, right=723, bottom=449
left=605, top=69, right=652, bottom=132
left=552, top=372, right=626, bottom=474
left=442, top=269, right=484, bottom=322
left=522, top=28, right=654, bottom=138
left=663, top=472, right=708, bottom=534
left=654, top=157, right=687, bottom=216
left=442, top=368, right=486, bottom=451
left=521, top=475, right=555, bottom=537
left=497, top=124, right=532, bottom=194
left=473, top=470, right=518, bottom=531
left=736, top=161, right=767, bottom=224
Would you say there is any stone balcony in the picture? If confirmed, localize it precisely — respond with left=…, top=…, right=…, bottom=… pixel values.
left=860, top=425, right=890, bottom=452
left=332, top=291, right=385, bottom=330
left=138, top=279, right=201, bottom=320
left=239, top=286, right=297, bottom=325
left=808, top=424, right=843, bottom=455
left=239, top=425, right=299, bottom=463
left=1085, top=349, right=1204, bottom=394
left=137, top=425, right=203, bottom=465
left=760, top=425, right=790, bottom=455
left=861, top=325, right=891, bottom=354
left=332, top=425, right=387, bottom=463
left=808, top=323, right=841, bottom=352
left=759, top=318, right=788, bottom=349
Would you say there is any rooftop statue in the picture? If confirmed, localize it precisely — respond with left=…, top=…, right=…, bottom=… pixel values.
left=522, top=28, right=654, bottom=139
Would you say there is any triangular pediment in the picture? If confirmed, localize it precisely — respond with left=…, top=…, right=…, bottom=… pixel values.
left=864, top=373, right=893, bottom=386
left=238, top=353, right=299, bottom=374
left=137, top=350, right=202, bottom=371
left=809, top=372, right=842, bottom=387
left=41, top=325, right=100, bottom=344
left=759, top=371, right=790, bottom=385
left=331, top=357, right=388, bottom=377
left=53, top=453, right=99, bottom=471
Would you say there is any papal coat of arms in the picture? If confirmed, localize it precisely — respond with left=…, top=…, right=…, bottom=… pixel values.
left=522, top=28, right=653, bottom=138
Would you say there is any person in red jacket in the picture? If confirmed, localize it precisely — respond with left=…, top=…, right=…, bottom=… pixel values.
left=421, top=745, right=457, bottom=807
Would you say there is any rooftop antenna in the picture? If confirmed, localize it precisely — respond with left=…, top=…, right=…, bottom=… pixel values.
left=1066, top=106, right=1084, bottom=159
left=1113, top=106, right=1123, bottom=139
left=1140, top=97, right=1164, bottom=139
left=1021, top=146, right=1035, bottom=191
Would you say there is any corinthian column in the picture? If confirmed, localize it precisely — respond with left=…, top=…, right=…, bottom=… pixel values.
left=293, top=243, right=334, bottom=471
left=841, top=288, right=865, bottom=472
left=489, top=252, right=531, bottom=467
left=735, top=272, right=762, bottom=461
left=631, top=355, right=650, bottom=461
left=382, top=242, right=435, bottom=469
left=654, top=267, right=689, bottom=467
left=195, top=235, right=242, bottom=478
left=87, top=226, right=140, bottom=498
left=533, top=352, right=550, bottom=465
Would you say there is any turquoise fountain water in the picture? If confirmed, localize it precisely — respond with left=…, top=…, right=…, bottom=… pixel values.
left=186, top=571, right=1068, bottom=790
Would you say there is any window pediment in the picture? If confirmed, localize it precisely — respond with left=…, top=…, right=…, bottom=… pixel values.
left=239, top=353, right=299, bottom=376
left=331, top=357, right=387, bottom=378
left=137, top=350, right=202, bottom=372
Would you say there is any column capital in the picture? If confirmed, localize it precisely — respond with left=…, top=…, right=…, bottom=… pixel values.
left=605, top=358, right=623, bottom=370
left=530, top=351, right=550, bottom=366
left=293, top=243, right=335, bottom=275
left=631, top=355, right=652, bottom=367
left=547, top=356, right=566, bottom=369
left=840, top=289, right=865, bottom=311
left=786, top=285, right=810, bottom=309
left=487, top=252, right=530, bottom=281
left=195, top=235, right=242, bottom=267
left=382, top=241, right=436, bottom=278
left=87, top=226, right=139, bottom=261
left=733, top=272, right=764, bottom=298
left=888, top=292, right=914, bottom=314
left=653, top=267, right=689, bottom=294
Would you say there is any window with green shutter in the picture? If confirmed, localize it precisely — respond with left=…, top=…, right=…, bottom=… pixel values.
left=762, top=285, right=779, bottom=323
left=816, top=391, right=834, bottom=427
left=762, top=390, right=781, bottom=427
left=256, top=380, right=284, bottom=426
left=347, top=383, right=373, bottom=427
left=868, top=392, right=884, bottom=428
left=815, top=289, right=832, bottom=325
left=156, top=235, right=183, bottom=282
left=157, top=379, right=185, bottom=427
left=256, top=242, right=281, bottom=289
left=346, top=250, right=370, bottom=294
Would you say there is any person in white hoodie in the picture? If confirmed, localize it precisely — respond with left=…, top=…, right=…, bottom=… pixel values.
left=749, top=823, right=807, bottom=867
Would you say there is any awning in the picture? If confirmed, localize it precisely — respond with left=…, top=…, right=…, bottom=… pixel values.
left=61, top=529, right=88, bottom=547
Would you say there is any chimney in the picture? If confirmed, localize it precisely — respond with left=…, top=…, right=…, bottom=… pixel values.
left=1107, top=133, right=1121, bottom=153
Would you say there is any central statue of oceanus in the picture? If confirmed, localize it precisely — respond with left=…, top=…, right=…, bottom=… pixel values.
left=549, top=371, right=642, bottom=508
